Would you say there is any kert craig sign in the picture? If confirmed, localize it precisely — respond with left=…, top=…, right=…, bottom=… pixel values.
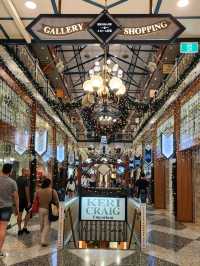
left=27, top=13, right=185, bottom=44
left=81, top=197, right=126, bottom=221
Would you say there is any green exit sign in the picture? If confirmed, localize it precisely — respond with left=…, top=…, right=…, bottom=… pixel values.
left=180, top=42, right=199, bottom=54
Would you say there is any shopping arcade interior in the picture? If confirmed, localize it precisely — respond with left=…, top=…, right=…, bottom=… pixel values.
left=1, top=0, right=200, bottom=265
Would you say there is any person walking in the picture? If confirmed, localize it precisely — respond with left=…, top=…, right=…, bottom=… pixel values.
left=16, top=168, right=31, bottom=236
left=135, top=172, right=149, bottom=203
left=0, top=163, right=19, bottom=257
left=66, top=177, right=76, bottom=198
left=36, top=178, right=59, bottom=247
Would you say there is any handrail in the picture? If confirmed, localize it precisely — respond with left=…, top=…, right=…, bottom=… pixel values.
left=127, top=198, right=147, bottom=250
left=57, top=197, right=79, bottom=248
left=157, top=53, right=195, bottom=99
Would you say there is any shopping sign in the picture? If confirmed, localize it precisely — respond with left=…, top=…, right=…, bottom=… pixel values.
left=27, top=12, right=185, bottom=44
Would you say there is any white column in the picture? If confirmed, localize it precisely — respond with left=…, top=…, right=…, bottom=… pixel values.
left=57, top=202, right=65, bottom=248
left=140, top=203, right=147, bottom=249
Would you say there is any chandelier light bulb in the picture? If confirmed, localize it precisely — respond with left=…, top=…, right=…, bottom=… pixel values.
left=107, top=59, right=111, bottom=65
left=109, top=77, right=123, bottom=91
left=95, top=61, right=100, bottom=66
left=112, top=64, right=119, bottom=72
left=83, top=80, right=94, bottom=92
left=116, top=84, right=126, bottom=95
left=91, top=75, right=103, bottom=90
left=89, top=69, right=94, bottom=77
left=94, top=65, right=101, bottom=72
left=117, top=69, right=123, bottom=78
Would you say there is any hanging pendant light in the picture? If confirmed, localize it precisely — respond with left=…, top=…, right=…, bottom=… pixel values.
left=109, top=77, right=123, bottom=91
left=91, top=75, right=103, bottom=90
left=116, top=84, right=126, bottom=95
left=83, top=79, right=94, bottom=92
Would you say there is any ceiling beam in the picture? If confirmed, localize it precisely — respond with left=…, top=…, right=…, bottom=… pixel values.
left=82, top=0, right=104, bottom=9
left=2, top=0, right=31, bottom=43
left=64, top=54, right=104, bottom=72
left=50, top=0, right=58, bottom=14
left=107, top=0, right=128, bottom=9
left=109, top=53, right=149, bottom=74
left=154, top=0, right=163, bottom=14
left=64, top=71, right=147, bottom=75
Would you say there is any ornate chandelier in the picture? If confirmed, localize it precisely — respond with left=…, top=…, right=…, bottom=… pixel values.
left=83, top=59, right=126, bottom=100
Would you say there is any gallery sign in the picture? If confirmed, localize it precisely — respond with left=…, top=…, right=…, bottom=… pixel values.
left=27, top=13, right=185, bottom=44
left=81, top=197, right=126, bottom=221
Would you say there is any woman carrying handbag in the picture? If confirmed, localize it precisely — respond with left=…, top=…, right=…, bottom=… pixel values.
left=36, top=178, right=59, bottom=247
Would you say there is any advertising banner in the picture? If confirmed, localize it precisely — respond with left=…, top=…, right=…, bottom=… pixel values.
left=144, top=146, right=152, bottom=165
left=81, top=197, right=126, bottom=221
left=15, top=129, right=29, bottom=155
left=35, top=129, right=48, bottom=156
left=161, top=133, right=174, bottom=159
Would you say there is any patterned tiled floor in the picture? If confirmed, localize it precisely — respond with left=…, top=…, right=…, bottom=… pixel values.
left=0, top=207, right=200, bottom=265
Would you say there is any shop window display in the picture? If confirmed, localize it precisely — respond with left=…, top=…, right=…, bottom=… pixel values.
left=0, top=78, right=30, bottom=173
left=180, top=91, right=200, bottom=149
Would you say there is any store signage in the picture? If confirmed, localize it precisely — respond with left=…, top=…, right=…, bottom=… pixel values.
left=57, top=144, right=65, bottom=162
left=27, top=13, right=185, bottom=43
left=81, top=197, right=126, bottom=221
left=39, top=23, right=87, bottom=36
left=15, top=129, right=29, bottom=155
left=35, top=129, right=48, bottom=156
left=88, top=10, right=121, bottom=44
left=122, top=20, right=169, bottom=36
left=144, top=146, right=152, bottom=165
left=161, top=133, right=174, bottom=159
left=180, top=42, right=199, bottom=54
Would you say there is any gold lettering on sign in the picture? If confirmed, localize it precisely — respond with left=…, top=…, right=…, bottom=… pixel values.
left=39, top=23, right=87, bottom=36
left=122, top=20, right=170, bottom=36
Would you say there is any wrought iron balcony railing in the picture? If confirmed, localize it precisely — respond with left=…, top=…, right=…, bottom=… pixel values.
left=8, top=45, right=77, bottom=136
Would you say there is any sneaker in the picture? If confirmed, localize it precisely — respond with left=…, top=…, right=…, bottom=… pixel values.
left=18, top=230, right=23, bottom=236
left=0, top=251, right=5, bottom=258
left=23, top=228, right=30, bottom=234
